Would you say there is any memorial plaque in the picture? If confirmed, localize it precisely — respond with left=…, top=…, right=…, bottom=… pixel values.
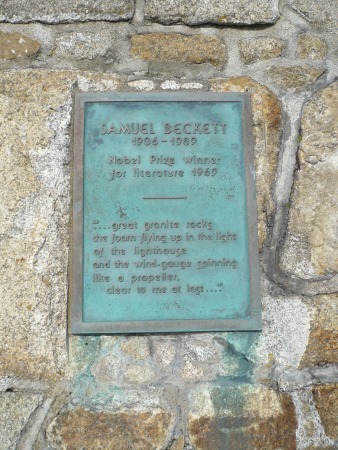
left=72, top=92, right=261, bottom=334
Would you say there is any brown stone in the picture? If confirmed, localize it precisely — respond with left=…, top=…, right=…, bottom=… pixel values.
left=0, top=70, right=125, bottom=382
left=266, top=65, right=324, bottom=91
left=240, top=37, right=285, bottom=64
left=131, top=33, right=226, bottom=68
left=47, top=408, right=173, bottom=449
left=210, top=77, right=282, bottom=247
left=0, top=31, right=40, bottom=59
left=312, top=384, right=338, bottom=441
left=280, top=82, right=338, bottom=279
left=297, top=34, right=327, bottom=60
left=300, top=295, right=338, bottom=367
left=189, top=386, right=296, bottom=450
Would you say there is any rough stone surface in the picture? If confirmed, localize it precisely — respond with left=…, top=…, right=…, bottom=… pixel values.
left=182, top=335, right=218, bottom=363
left=210, top=77, right=282, bottom=247
left=181, top=361, right=204, bottom=380
left=255, top=296, right=310, bottom=371
left=0, top=1, right=337, bottom=444
left=312, top=384, right=338, bottom=441
left=292, top=389, right=335, bottom=449
left=54, top=30, right=118, bottom=61
left=300, top=295, right=338, bottom=367
left=160, top=80, right=181, bottom=90
left=240, top=37, right=285, bottom=64
left=189, top=385, right=297, bottom=449
left=128, top=80, right=155, bottom=91
left=71, top=374, right=163, bottom=412
left=90, top=353, right=121, bottom=385
left=266, top=65, right=324, bottom=91
left=181, top=82, right=204, bottom=90
left=131, top=34, right=226, bottom=68
left=90, top=340, right=162, bottom=387
left=47, top=408, right=173, bottom=449
left=0, top=0, right=134, bottom=23
left=0, top=31, right=40, bottom=59
left=121, top=337, right=150, bottom=360
left=180, top=335, right=223, bottom=381
left=288, top=0, right=338, bottom=31
left=298, top=34, right=327, bottom=60
left=0, top=392, right=43, bottom=449
left=69, top=336, right=101, bottom=374
left=124, top=365, right=156, bottom=384
left=145, top=0, right=279, bottom=25
left=170, top=436, right=185, bottom=450
left=154, top=340, right=176, bottom=367
left=280, top=82, right=338, bottom=278
left=0, top=70, right=125, bottom=381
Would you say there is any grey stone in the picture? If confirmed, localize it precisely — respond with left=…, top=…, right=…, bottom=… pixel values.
left=0, top=392, right=43, bottom=449
left=309, top=365, right=338, bottom=382
left=0, top=377, right=48, bottom=392
left=153, top=339, right=176, bottom=366
left=288, top=0, right=338, bottom=31
left=278, top=366, right=338, bottom=391
left=278, top=368, right=314, bottom=391
left=54, top=30, right=118, bottom=61
left=181, top=335, right=218, bottom=363
left=0, top=0, right=134, bottom=24
left=145, top=0, right=279, bottom=26
left=181, top=335, right=220, bottom=381
left=255, top=297, right=310, bottom=371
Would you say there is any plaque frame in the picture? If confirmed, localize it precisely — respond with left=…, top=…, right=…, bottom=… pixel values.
left=71, top=92, right=261, bottom=334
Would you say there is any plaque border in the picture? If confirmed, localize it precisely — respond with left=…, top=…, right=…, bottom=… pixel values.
left=71, top=92, right=262, bottom=334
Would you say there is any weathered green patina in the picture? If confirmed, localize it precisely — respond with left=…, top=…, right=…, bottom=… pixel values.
left=72, top=93, right=261, bottom=333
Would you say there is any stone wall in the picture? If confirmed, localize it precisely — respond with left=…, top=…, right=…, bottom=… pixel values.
left=0, top=0, right=337, bottom=449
